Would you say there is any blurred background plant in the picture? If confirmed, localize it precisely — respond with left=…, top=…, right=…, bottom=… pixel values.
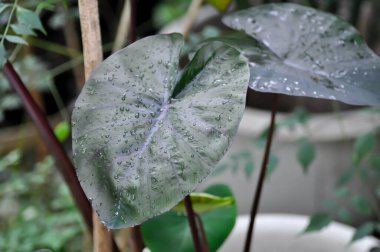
left=1, top=0, right=380, bottom=251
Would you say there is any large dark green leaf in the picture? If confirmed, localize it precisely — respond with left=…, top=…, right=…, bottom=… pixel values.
left=141, top=184, right=237, bottom=252
left=72, top=34, right=249, bottom=228
left=223, top=3, right=380, bottom=106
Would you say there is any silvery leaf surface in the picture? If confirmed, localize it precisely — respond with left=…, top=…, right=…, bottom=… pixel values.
left=72, top=34, right=249, bottom=228
left=223, top=3, right=380, bottom=106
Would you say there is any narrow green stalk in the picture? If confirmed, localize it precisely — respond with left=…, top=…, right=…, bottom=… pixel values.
left=47, top=83, right=70, bottom=122
left=27, top=37, right=82, bottom=58
left=1, top=0, right=18, bottom=45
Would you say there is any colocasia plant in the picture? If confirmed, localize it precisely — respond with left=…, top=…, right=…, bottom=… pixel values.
left=72, top=3, right=380, bottom=252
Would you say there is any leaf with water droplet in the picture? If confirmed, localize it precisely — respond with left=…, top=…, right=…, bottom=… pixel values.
left=221, top=3, right=380, bottom=106
left=72, top=34, right=249, bottom=228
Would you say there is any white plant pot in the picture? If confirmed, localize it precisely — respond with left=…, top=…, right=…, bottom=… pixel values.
left=220, top=214, right=379, bottom=252
left=200, top=108, right=380, bottom=220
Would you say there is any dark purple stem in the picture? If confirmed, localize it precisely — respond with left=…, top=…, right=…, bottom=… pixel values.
left=195, top=213, right=210, bottom=252
left=3, top=61, right=93, bottom=230
left=129, top=0, right=137, bottom=43
left=243, top=94, right=278, bottom=252
left=131, top=226, right=145, bottom=252
left=184, top=195, right=203, bottom=252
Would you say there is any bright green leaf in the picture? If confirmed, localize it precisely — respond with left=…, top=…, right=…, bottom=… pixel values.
left=353, top=132, right=376, bottom=165
left=142, top=184, right=237, bottom=252
left=297, top=138, right=315, bottom=173
left=72, top=34, right=249, bottom=228
left=54, top=121, right=71, bottom=142
left=11, top=24, right=36, bottom=36
left=4, top=35, right=28, bottom=45
left=16, top=7, right=46, bottom=34
left=303, top=213, right=332, bottom=233
left=171, top=192, right=235, bottom=214
left=351, top=222, right=375, bottom=243
left=205, top=0, right=232, bottom=12
left=352, top=195, right=372, bottom=215
left=223, top=3, right=380, bottom=106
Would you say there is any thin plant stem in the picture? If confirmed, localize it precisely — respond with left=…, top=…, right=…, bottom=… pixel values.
left=184, top=195, right=203, bottom=252
left=113, top=0, right=131, bottom=51
left=1, top=0, right=18, bottom=46
left=27, top=37, right=81, bottom=58
left=78, top=0, right=114, bottom=251
left=195, top=213, right=210, bottom=252
left=3, top=61, right=93, bottom=229
left=131, top=226, right=145, bottom=252
left=244, top=94, right=278, bottom=252
left=182, top=0, right=203, bottom=39
left=47, top=83, right=70, bottom=122
left=350, top=0, right=363, bottom=27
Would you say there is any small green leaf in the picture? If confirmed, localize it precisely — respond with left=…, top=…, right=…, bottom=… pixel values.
left=4, top=35, right=28, bottom=45
left=11, top=24, right=36, bottom=36
left=212, top=163, right=228, bottom=176
left=171, top=192, right=235, bottom=214
left=0, top=44, right=6, bottom=68
left=333, top=187, right=350, bottom=198
left=337, top=208, right=352, bottom=223
left=323, top=200, right=336, bottom=210
left=297, top=138, right=315, bottom=173
left=337, top=167, right=355, bottom=186
left=303, top=213, right=332, bottom=233
left=353, top=132, right=376, bottom=165
left=244, top=160, right=254, bottom=177
left=352, top=195, right=372, bottom=215
left=266, top=154, right=279, bottom=179
left=16, top=7, right=46, bottom=34
left=205, top=0, right=232, bottom=12
left=54, top=121, right=71, bottom=142
left=351, top=222, right=375, bottom=242
left=256, top=127, right=269, bottom=149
